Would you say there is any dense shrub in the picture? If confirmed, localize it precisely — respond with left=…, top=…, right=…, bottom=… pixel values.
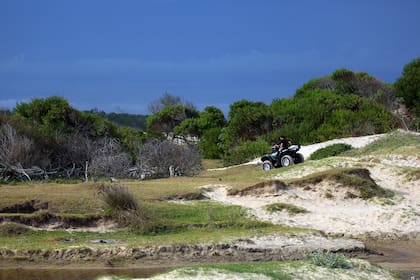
left=223, top=139, right=270, bottom=165
left=310, top=143, right=353, bottom=160
left=269, top=89, right=398, bottom=144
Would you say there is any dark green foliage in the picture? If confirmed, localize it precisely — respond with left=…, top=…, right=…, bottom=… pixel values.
left=218, top=72, right=397, bottom=164
left=86, top=109, right=147, bottom=130
left=310, top=144, right=353, bottom=160
left=223, top=139, right=270, bottom=165
left=175, top=106, right=226, bottom=137
left=310, top=251, right=352, bottom=269
left=296, top=69, right=397, bottom=111
left=395, top=57, right=420, bottom=123
left=6, top=97, right=124, bottom=171
left=269, top=89, right=397, bottom=144
left=265, top=203, right=307, bottom=214
left=146, top=104, right=196, bottom=135
left=198, top=127, right=225, bottom=159
left=175, top=106, right=227, bottom=159
left=13, top=97, right=117, bottom=139
left=226, top=100, right=273, bottom=144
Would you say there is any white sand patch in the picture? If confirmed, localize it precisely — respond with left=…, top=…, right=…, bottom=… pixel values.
left=298, top=133, right=387, bottom=159
left=121, top=259, right=394, bottom=280
left=234, top=233, right=364, bottom=252
left=144, top=269, right=272, bottom=280
left=280, top=259, right=395, bottom=280
left=202, top=157, right=420, bottom=239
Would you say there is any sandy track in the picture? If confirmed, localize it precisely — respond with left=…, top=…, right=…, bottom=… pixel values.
left=203, top=132, right=420, bottom=240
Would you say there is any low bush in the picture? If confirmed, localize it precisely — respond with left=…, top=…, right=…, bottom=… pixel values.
left=265, top=203, right=307, bottom=215
left=0, top=222, right=31, bottom=236
left=98, top=184, right=152, bottom=233
left=310, top=251, right=352, bottom=269
left=224, top=139, right=270, bottom=165
left=310, top=143, right=353, bottom=160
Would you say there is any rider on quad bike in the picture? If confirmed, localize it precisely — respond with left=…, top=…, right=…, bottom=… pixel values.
left=261, top=136, right=304, bottom=171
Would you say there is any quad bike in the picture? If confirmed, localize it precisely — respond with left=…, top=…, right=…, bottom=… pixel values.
left=261, top=144, right=304, bottom=171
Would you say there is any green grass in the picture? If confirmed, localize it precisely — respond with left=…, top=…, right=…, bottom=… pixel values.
left=201, top=159, right=225, bottom=169
left=345, top=131, right=420, bottom=157
left=0, top=224, right=303, bottom=250
left=0, top=201, right=311, bottom=250
left=289, top=168, right=394, bottom=200
left=0, top=164, right=268, bottom=214
left=265, top=203, right=308, bottom=215
left=0, top=222, right=31, bottom=236
left=148, top=259, right=396, bottom=280
left=190, top=261, right=293, bottom=280
left=310, top=143, right=353, bottom=160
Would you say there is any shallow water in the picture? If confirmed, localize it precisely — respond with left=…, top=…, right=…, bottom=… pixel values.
left=0, top=267, right=169, bottom=280
left=364, top=240, right=420, bottom=279
left=1, top=240, right=420, bottom=280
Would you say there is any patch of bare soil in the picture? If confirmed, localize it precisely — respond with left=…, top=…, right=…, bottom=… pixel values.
left=227, top=180, right=287, bottom=196
left=0, top=199, right=48, bottom=213
left=0, top=213, right=116, bottom=232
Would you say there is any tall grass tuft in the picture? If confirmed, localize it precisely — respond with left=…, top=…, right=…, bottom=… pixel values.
left=99, top=184, right=139, bottom=212
left=310, top=251, right=352, bottom=269
left=99, top=184, right=152, bottom=233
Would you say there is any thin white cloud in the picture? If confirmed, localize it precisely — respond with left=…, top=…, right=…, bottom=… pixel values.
left=8, top=54, right=25, bottom=66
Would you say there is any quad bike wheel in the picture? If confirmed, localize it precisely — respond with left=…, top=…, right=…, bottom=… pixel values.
left=295, top=153, right=304, bottom=164
left=262, top=160, right=273, bottom=171
left=280, top=155, right=294, bottom=167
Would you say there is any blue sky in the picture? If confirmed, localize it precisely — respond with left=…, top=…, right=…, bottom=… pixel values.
left=1, top=0, right=419, bottom=114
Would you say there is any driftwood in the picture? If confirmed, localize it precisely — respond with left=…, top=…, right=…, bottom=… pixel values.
left=0, top=162, right=86, bottom=182
left=0, top=162, right=45, bottom=181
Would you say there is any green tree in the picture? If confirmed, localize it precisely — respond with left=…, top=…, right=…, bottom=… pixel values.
left=269, top=89, right=397, bottom=144
left=175, top=106, right=227, bottom=159
left=175, top=106, right=226, bottom=136
left=226, top=100, right=272, bottom=144
left=146, top=104, right=190, bottom=136
left=296, top=69, right=398, bottom=111
left=395, top=57, right=420, bottom=117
